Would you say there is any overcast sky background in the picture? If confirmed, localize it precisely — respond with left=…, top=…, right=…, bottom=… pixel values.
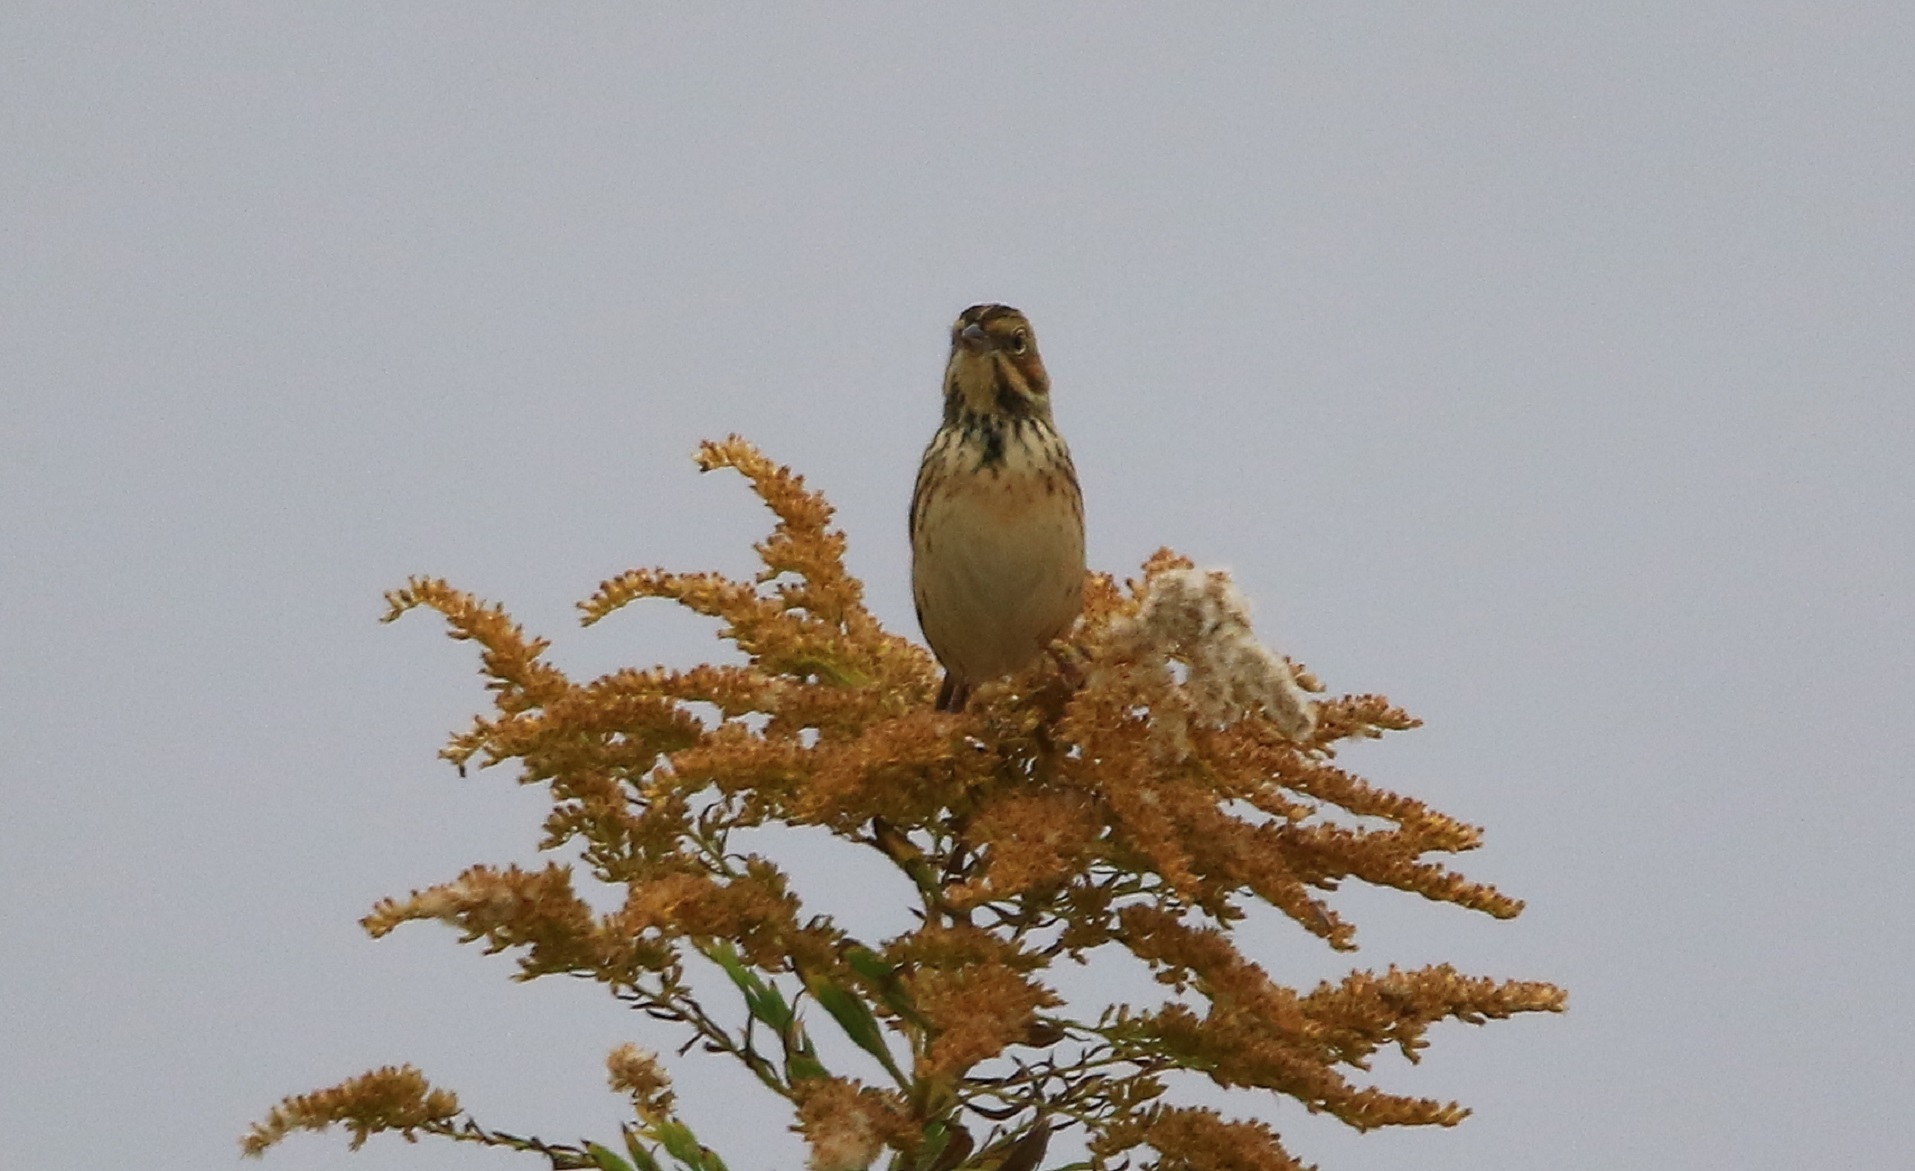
left=5, top=5, right=1912, bottom=1170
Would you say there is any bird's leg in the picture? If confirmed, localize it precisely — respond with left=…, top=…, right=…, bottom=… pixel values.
left=936, top=674, right=971, bottom=712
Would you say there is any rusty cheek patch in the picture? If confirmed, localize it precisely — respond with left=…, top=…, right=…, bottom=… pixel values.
left=1012, top=353, right=1049, bottom=391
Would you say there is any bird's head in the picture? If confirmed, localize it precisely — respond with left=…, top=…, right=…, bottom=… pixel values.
left=943, top=303, right=1051, bottom=421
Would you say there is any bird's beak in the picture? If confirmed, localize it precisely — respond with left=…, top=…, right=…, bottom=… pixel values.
left=957, top=323, right=991, bottom=352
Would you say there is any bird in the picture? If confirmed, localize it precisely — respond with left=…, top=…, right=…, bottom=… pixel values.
left=910, top=304, right=1086, bottom=712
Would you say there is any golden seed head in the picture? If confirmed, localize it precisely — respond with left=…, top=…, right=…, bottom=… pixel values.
left=606, top=1043, right=676, bottom=1123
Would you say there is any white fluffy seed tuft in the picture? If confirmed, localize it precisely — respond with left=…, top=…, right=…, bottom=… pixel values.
left=1099, top=567, right=1316, bottom=747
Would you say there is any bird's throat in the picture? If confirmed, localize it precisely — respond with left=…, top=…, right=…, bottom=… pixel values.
left=944, top=353, right=1046, bottom=427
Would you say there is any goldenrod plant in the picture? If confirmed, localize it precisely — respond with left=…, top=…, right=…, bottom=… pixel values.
left=244, top=437, right=1564, bottom=1171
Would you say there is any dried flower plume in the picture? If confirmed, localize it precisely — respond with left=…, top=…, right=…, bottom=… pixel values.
left=246, top=437, right=1563, bottom=1171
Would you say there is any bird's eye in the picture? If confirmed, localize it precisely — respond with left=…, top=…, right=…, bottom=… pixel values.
left=1010, top=330, right=1029, bottom=354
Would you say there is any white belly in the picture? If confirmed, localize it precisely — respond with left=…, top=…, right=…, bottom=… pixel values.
left=912, top=465, right=1085, bottom=685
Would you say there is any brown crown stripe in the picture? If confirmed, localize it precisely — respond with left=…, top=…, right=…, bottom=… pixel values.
left=959, top=303, right=1023, bottom=327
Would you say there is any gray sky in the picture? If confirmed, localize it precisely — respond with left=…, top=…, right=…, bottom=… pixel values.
left=4, top=4, right=1911, bottom=1169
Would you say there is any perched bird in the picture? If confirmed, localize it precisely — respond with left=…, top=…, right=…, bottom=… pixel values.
left=910, top=304, right=1087, bottom=711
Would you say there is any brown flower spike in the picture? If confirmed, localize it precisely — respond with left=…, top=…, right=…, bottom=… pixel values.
left=245, top=437, right=1563, bottom=1171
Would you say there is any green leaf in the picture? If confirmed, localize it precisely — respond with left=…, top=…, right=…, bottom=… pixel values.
left=622, top=1126, right=663, bottom=1171
left=921, top=1121, right=974, bottom=1171
left=706, top=941, right=796, bottom=1032
left=843, top=944, right=927, bottom=1027
left=806, top=971, right=905, bottom=1083
left=586, top=1142, right=637, bottom=1171
left=705, top=939, right=835, bottom=1084
left=652, top=1119, right=728, bottom=1171
left=780, top=1016, right=830, bottom=1084
left=841, top=945, right=897, bottom=986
